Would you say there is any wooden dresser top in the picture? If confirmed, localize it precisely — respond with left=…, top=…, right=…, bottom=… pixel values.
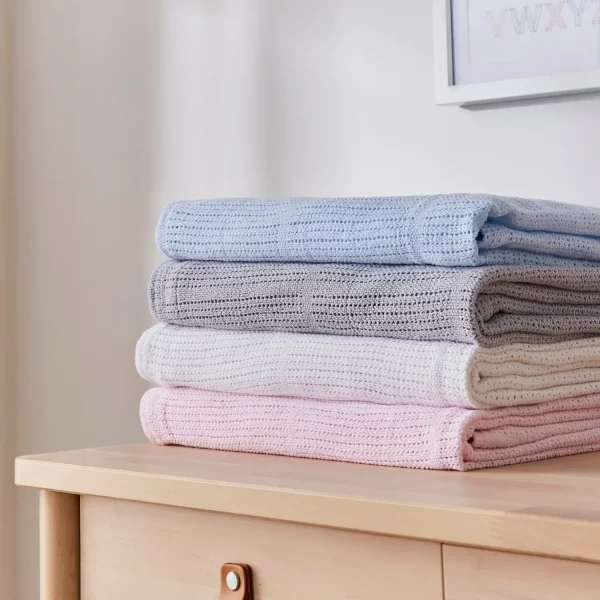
left=15, top=444, right=600, bottom=563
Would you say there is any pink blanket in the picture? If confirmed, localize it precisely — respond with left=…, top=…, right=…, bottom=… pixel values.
left=140, top=388, right=600, bottom=471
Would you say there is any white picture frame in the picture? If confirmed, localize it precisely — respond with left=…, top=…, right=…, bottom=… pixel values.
left=434, top=0, right=600, bottom=106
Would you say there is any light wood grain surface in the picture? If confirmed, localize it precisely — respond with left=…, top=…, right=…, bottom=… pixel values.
left=15, top=444, right=600, bottom=563
left=40, top=491, right=80, bottom=600
left=443, top=545, right=600, bottom=600
left=81, top=495, right=443, bottom=600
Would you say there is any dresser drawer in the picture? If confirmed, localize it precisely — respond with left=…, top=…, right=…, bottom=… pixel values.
left=443, top=545, right=600, bottom=600
left=80, top=495, right=443, bottom=599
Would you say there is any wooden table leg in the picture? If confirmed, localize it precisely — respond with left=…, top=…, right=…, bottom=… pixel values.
left=40, top=490, right=80, bottom=600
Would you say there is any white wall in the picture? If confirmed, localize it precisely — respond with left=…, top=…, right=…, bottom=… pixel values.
left=11, top=0, right=600, bottom=598
left=157, top=0, right=600, bottom=204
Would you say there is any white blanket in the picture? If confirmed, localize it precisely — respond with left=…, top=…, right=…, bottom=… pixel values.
left=136, top=324, right=600, bottom=410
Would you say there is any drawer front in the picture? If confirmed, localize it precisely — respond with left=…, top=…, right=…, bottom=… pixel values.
left=81, top=496, right=443, bottom=599
left=443, top=545, right=600, bottom=600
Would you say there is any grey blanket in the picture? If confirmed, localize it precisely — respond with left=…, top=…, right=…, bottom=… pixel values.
left=150, top=261, right=600, bottom=347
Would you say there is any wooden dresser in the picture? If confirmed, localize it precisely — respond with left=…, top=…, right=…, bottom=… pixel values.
left=15, top=444, right=600, bottom=599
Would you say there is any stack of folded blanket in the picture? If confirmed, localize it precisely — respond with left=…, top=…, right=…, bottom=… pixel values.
left=136, top=195, right=600, bottom=470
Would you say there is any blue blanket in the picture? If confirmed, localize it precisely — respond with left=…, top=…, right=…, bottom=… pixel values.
left=156, top=195, right=600, bottom=266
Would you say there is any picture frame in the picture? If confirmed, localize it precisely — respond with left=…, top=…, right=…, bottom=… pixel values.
left=434, top=0, right=600, bottom=106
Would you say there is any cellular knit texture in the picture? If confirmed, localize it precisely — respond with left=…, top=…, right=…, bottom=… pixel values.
left=140, top=387, right=600, bottom=471
left=156, top=196, right=600, bottom=267
left=149, top=261, right=600, bottom=347
left=136, top=325, right=600, bottom=410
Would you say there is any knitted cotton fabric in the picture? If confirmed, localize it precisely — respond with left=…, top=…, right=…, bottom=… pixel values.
left=140, top=388, right=600, bottom=471
left=149, top=261, right=600, bottom=347
left=136, top=325, right=600, bottom=409
left=156, top=196, right=600, bottom=267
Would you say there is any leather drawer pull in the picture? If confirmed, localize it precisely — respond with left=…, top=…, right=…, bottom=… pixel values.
left=219, top=563, right=254, bottom=599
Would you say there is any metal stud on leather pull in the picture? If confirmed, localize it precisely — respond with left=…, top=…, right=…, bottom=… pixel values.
left=219, top=563, right=254, bottom=600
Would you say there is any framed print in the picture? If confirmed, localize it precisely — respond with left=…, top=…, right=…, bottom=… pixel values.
left=434, top=0, right=600, bottom=105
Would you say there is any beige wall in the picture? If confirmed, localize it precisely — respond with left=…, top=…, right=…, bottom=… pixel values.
left=0, top=0, right=14, bottom=597
left=13, top=2, right=156, bottom=598
left=11, top=1, right=600, bottom=599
